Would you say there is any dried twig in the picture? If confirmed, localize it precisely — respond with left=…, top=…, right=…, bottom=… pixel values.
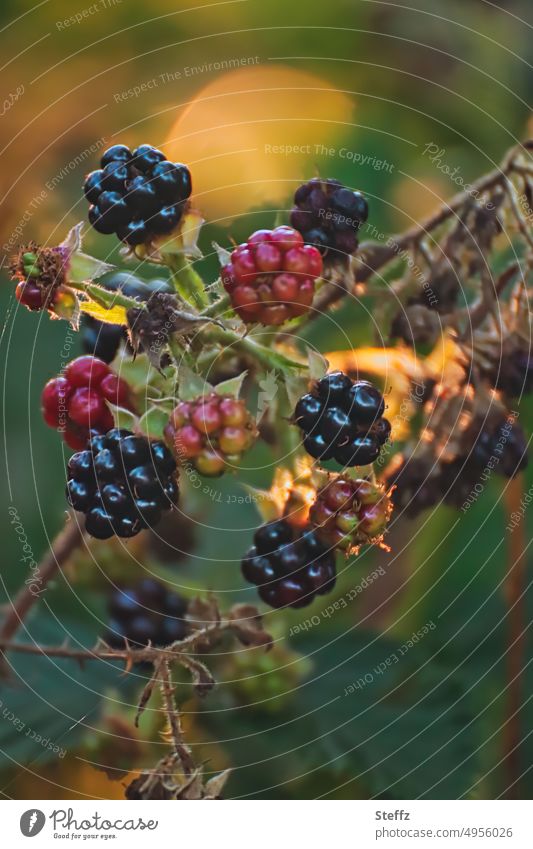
left=0, top=514, right=86, bottom=648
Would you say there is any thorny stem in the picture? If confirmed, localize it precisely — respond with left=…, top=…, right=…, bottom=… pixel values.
left=69, top=281, right=145, bottom=312
left=200, top=293, right=230, bottom=318
left=160, top=659, right=196, bottom=775
left=200, top=326, right=305, bottom=373
left=502, top=474, right=529, bottom=799
left=167, top=254, right=209, bottom=310
left=0, top=514, right=86, bottom=649
left=0, top=621, right=227, bottom=664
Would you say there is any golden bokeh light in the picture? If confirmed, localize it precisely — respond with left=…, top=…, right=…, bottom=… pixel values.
left=165, top=64, right=354, bottom=224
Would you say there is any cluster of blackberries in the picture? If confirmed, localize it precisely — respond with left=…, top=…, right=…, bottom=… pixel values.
left=290, top=178, right=368, bottom=260
left=66, top=429, right=178, bottom=539
left=310, top=476, right=391, bottom=552
left=221, top=226, right=323, bottom=325
left=242, top=519, right=336, bottom=609
left=385, top=416, right=528, bottom=516
left=105, top=578, right=188, bottom=648
left=164, top=394, right=257, bottom=477
left=84, top=143, right=191, bottom=246
left=294, top=371, right=390, bottom=467
left=80, top=272, right=174, bottom=362
left=41, top=355, right=134, bottom=451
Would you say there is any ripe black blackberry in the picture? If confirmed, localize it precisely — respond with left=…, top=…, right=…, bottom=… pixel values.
left=294, top=371, right=390, bottom=467
left=241, top=519, right=336, bottom=609
left=290, top=178, right=368, bottom=261
left=84, top=143, right=192, bottom=246
left=66, top=428, right=179, bottom=539
left=80, top=273, right=174, bottom=362
left=105, top=578, right=188, bottom=648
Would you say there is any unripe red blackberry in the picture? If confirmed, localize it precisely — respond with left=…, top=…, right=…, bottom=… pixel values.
left=105, top=578, right=188, bottom=648
left=66, top=429, right=179, bottom=539
left=41, top=355, right=134, bottom=450
left=309, top=475, right=392, bottom=552
left=84, top=143, right=192, bottom=247
left=293, top=371, right=390, bottom=467
left=164, top=393, right=257, bottom=477
left=221, top=226, right=323, bottom=325
left=242, top=519, right=336, bottom=609
left=290, top=178, right=368, bottom=263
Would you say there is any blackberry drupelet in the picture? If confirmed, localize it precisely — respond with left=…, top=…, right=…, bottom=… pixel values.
left=241, top=519, right=336, bottom=609
left=221, top=225, right=323, bottom=325
left=66, top=429, right=179, bottom=539
left=294, top=371, right=390, bottom=467
left=105, top=578, right=188, bottom=648
left=84, top=143, right=192, bottom=246
left=290, top=178, right=368, bottom=262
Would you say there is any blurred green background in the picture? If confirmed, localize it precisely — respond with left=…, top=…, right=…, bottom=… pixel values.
left=0, top=0, right=532, bottom=800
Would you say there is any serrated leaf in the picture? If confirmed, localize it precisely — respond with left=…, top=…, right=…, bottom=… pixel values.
left=0, top=600, right=130, bottom=766
left=138, top=407, right=169, bottom=439
left=106, top=403, right=139, bottom=431
left=212, top=241, right=231, bottom=267
left=307, top=349, right=329, bottom=380
left=213, top=371, right=247, bottom=398
left=69, top=252, right=115, bottom=284
left=285, top=372, right=308, bottom=409
left=177, top=364, right=213, bottom=401
left=79, top=301, right=127, bottom=326
left=201, top=629, right=481, bottom=800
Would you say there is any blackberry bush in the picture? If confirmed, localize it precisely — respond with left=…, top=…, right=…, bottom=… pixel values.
left=66, top=429, right=178, bottom=538
left=5, top=134, right=533, bottom=797
left=293, top=371, right=390, bottom=466
left=84, top=143, right=192, bottom=246
left=242, top=519, right=336, bottom=609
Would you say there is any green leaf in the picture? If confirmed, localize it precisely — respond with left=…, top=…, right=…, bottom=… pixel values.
left=201, top=628, right=481, bottom=799
left=285, top=373, right=308, bottom=409
left=212, top=241, right=231, bottom=267
left=307, top=349, right=329, bottom=380
left=213, top=371, right=247, bottom=399
left=138, top=407, right=169, bottom=439
left=106, top=403, right=139, bottom=431
left=0, top=604, right=128, bottom=766
left=177, top=364, right=212, bottom=401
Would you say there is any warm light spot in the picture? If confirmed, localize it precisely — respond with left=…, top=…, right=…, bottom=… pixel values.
left=166, top=65, right=354, bottom=223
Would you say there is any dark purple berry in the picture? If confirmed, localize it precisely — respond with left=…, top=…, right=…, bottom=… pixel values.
left=242, top=519, right=336, bottom=609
